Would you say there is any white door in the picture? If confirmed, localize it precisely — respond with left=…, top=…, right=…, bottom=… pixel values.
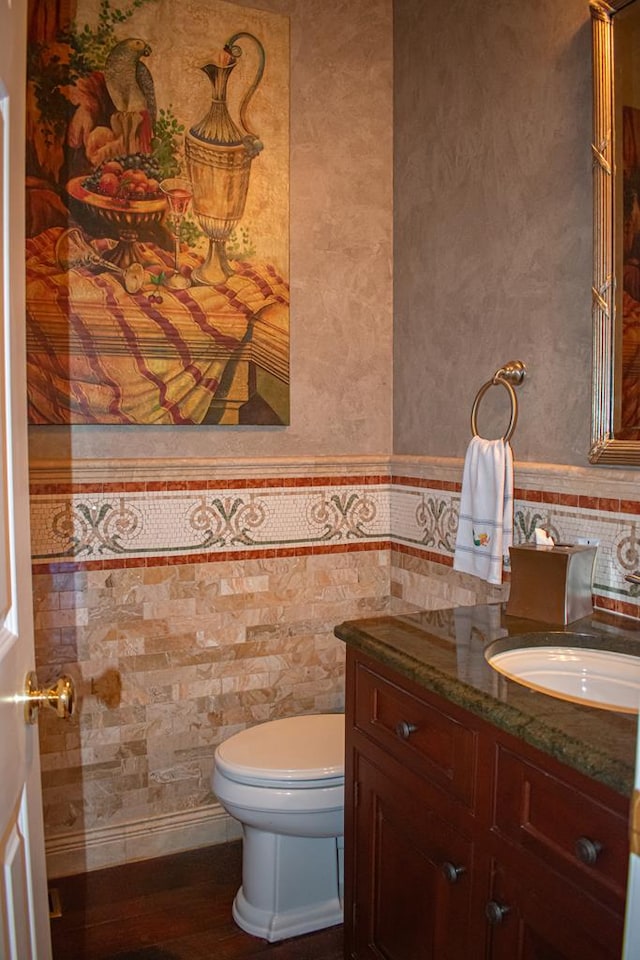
left=0, top=0, right=52, bottom=957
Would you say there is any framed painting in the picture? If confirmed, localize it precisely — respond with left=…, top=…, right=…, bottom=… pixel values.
left=26, top=0, right=289, bottom=425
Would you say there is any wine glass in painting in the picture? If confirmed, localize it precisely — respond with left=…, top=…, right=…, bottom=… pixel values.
left=160, top=177, right=193, bottom=289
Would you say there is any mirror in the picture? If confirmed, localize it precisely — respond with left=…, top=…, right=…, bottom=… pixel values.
left=591, top=0, right=640, bottom=464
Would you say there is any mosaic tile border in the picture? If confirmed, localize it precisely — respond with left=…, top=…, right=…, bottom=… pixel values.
left=390, top=478, right=640, bottom=618
left=30, top=480, right=392, bottom=568
left=29, top=459, right=640, bottom=618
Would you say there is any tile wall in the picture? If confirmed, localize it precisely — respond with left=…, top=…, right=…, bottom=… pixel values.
left=30, top=455, right=640, bottom=875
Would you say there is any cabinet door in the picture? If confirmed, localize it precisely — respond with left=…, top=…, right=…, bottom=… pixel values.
left=485, top=857, right=624, bottom=960
left=349, top=750, right=473, bottom=960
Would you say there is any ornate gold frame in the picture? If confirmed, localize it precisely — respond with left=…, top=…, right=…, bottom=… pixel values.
left=590, top=0, right=640, bottom=463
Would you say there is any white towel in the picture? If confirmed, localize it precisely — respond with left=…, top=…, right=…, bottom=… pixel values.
left=453, top=436, right=514, bottom=585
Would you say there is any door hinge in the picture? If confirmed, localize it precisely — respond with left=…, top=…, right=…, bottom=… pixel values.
left=48, top=888, right=62, bottom=919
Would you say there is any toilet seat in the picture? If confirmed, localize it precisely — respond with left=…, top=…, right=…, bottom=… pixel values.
left=214, top=713, right=345, bottom=788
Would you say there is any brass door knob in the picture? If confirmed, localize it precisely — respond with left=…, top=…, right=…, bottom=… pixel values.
left=24, top=671, right=75, bottom=724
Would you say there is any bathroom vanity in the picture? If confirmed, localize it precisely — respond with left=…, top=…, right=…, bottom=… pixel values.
left=335, top=605, right=639, bottom=959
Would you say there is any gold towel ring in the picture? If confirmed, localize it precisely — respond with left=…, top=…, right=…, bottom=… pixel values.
left=470, top=360, right=526, bottom=443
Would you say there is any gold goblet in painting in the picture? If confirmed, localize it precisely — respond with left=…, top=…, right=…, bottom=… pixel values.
left=159, top=177, right=193, bottom=289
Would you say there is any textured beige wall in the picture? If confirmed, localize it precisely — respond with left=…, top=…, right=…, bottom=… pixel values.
left=28, top=0, right=394, bottom=463
left=30, top=0, right=606, bottom=469
left=393, top=0, right=595, bottom=467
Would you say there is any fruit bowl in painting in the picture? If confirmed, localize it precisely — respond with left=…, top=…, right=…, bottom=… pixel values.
left=66, top=176, right=167, bottom=270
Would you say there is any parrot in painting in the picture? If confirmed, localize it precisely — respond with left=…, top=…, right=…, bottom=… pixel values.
left=104, top=38, right=157, bottom=156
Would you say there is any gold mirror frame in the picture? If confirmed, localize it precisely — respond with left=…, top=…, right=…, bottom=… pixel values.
left=590, top=0, right=640, bottom=463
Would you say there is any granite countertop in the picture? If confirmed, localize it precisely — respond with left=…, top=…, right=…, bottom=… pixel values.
left=334, top=604, right=640, bottom=798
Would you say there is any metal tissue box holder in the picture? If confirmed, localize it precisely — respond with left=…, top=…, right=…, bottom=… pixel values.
left=506, top=544, right=597, bottom=625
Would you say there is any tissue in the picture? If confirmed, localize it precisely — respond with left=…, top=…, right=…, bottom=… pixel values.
left=534, top=527, right=554, bottom=547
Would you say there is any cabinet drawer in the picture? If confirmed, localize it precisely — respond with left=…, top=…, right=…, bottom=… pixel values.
left=353, top=661, right=477, bottom=809
left=493, top=746, right=629, bottom=902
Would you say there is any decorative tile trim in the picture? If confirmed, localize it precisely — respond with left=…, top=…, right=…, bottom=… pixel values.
left=34, top=540, right=394, bottom=574
left=391, top=474, right=461, bottom=492
left=31, top=452, right=640, bottom=496
left=29, top=455, right=392, bottom=485
left=391, top=455, right=640, bottom=498
left=31, top=474, right=391, bottom=496
left=31, top=480, right=391, bottom=568
left=29, top=455, right=640, bottom=617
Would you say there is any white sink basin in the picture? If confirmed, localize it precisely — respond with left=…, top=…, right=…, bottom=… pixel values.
left=485, top=636, right=640, bottom=713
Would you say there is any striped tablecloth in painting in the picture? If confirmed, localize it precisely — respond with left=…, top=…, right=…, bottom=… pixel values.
left=25, top=228, right=289, bottom=425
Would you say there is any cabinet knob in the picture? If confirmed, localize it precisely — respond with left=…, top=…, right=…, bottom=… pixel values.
left=441, top=861, right=466, bottom=884
left=575, top=836, right=603, bottom=865
left=485, top=900, right=510, bottom=925
left=396, top=720, right=417, bottom=740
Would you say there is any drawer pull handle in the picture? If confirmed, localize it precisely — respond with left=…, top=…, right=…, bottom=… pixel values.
left=396, top=721, right=417, bottom=740
left=441, top=861, right=466, bottom=884
left=485, top=900, right=510, bottom=926
left=575, top=836, right=603, bottom=865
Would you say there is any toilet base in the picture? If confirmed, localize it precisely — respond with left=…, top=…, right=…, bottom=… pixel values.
left=233, top=827, right=343, bottom=942
left=232, top=885, right=343, bottom=943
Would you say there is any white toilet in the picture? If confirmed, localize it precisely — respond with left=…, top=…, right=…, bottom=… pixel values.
left=212, top=712, right=345, bottom=943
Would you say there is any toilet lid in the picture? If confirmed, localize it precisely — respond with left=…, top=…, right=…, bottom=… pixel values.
left=215, top=713, right=345, bottom=786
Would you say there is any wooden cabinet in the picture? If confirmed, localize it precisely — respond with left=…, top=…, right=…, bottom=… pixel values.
left=344, top=647, right=630, bottom=960
left=351, top=747, right=475, bottom=959
left=484, top=856, right=624, bottom=960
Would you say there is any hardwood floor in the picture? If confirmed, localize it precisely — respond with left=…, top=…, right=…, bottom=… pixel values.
left=49, top=841, right=344, bottom=960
